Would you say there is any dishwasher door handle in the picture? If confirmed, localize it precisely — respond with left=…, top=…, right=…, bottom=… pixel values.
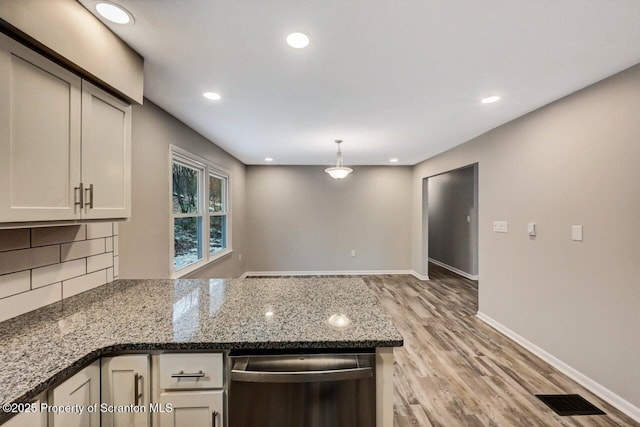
left=231, top=364, right=373, bottom=383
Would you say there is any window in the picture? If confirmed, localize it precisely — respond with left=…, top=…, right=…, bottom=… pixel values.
left=171, top=146, right=231, bottom=276
left=208, top=173, right=227, bottom=253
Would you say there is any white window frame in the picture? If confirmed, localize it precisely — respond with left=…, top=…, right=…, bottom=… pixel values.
left=169, top=145, right=232, bottom=278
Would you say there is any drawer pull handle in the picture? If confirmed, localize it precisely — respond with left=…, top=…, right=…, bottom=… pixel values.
left=171, top=370, right=205, bottom=378
left=212, top=410, right=218, bottom=427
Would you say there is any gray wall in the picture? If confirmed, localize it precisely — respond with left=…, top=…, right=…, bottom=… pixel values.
left=119, top=100, right=246, bottom=278
left=412, top=64, right=640, bottom=408
left=246, top=166, right=412, bottom=272
left=427, top=165, right=478, bottom=275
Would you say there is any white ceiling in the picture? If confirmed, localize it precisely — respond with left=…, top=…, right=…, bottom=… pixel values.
left=80, top=0, right=640, bottom=165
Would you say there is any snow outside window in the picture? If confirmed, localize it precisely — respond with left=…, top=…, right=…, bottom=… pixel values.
left=171, top=147, right=231, bottom=276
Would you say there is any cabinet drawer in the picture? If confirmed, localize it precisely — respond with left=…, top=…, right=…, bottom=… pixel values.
left=159, top=390, right=224, bottom=427
left=158, top=353, right=223, bottom=390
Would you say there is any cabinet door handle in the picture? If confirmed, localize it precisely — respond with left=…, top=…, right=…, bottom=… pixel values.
left=74, top=183, right=84, bottom=209
left=212, top=410, right=218, bottom=427
left=84, top=184, right=94, bottom=209
left=134, top=373, right=143, bottom=405
left=170, top=370, right=205, bottom=378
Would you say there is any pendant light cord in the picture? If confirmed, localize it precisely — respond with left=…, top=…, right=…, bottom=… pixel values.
left=336, top=140, right=344, bottom=167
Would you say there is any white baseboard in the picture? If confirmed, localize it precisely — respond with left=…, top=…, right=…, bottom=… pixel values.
left=410, top=271, right=430, bottom=281
left=242, top=269, right=429, bottom=280
left=238, top=272, right=248, bottom=279
left=428, top=258, right=479, bottom=280
left=476, top=312, right=640, bottom=423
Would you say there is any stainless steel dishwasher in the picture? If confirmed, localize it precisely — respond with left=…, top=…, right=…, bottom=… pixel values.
left=228, top=352, right=376, bottom=427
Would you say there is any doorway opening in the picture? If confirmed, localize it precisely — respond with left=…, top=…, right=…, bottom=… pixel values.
left=424, top=164, right=479, bottom=308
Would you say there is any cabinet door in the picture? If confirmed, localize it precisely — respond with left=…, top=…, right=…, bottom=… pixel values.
left=3, top=410, right=45, bottom=427
left=102, top=355, right=150, bottom=427
left=2, top=395, right=46, bottom=427
left=49, top=360, right=100, bottom=427
left=159, top=391, right=224, bottom=427
left=0, top=33, right=81, bottom=223
left=81, top=80, right=131, bottom=219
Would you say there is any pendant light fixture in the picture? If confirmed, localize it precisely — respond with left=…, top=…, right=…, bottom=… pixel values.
left=325, top=139, right=353, bottom=180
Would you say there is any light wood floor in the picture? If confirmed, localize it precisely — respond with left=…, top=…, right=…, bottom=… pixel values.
left=362, top=264, right=638, bottom=427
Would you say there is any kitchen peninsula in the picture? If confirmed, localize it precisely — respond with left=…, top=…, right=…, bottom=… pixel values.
left=0, top=277, right=403, bottom=426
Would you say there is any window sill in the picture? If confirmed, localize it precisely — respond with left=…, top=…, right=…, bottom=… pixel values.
left=172, top=248, right=234, bottom=279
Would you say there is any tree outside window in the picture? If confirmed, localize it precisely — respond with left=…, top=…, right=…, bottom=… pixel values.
left=171, top=148, right=230, bottom=275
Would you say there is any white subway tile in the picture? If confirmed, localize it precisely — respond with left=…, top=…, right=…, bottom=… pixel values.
left=0, top=270, right=30, bottom=299
left=106, top=267, right=114, bottom=283
left=0, top=229, right=30, bottom=252
left=86, top=223, right=113, bottom=239
left=31, top=225, right=86, bottom=247
left=0, top=283, right=61, bottom=322
left=113, top=223, right=119, bottom=236
left=105, top=237, right=114, bottom=252
left=0, top=246, right=60, bottom=275
left=113, top=236, right=119, bottom=256
left=113, top=256, right=119, bottom=278
left=63, top=270, right=107, bottom=299
left=87, top=252, right=113, bottom=273
left=32, top=259, right=86, bottom=289
left=61, top=239, right=105, bottom=261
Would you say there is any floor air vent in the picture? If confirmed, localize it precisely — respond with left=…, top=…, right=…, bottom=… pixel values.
left=536, top=394, right=606, bottom=416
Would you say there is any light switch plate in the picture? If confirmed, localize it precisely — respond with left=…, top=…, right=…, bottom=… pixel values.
left=493, top=221, right=508, bottom=233
left=572, top=225, right=583, bottom=241
left=528, top=223, right=536, bottom=237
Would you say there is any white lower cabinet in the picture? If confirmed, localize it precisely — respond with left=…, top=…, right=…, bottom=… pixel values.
left=3, top=410, right=44, bottom=427
left=49, top=360, right=100, bottom=427
left=158, top=391, right=224, bottom=427
left=2, top=395, right=46, bottom=427
left=2, top=352, right=227, bottom=427
left=152, top=353, right=226, bottom=427
left=102, top=355, right=151, bottom=427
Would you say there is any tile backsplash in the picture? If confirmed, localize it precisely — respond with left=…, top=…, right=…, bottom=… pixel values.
left=0, top=223, right=119, bottom=322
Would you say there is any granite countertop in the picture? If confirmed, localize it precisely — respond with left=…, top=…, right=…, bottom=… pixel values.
left=0, top=277, right=403, bottom=415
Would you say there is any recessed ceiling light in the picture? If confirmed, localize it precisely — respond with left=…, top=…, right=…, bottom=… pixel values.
left=389, top=158, right=399, bottom=163
left=264, top=157, right=273, bottom=162
left=286, top=32, right=310, bottom=49
left=95, top=2, right=133, bottom=24
left=203, top=92, right=222, bottom=101
left=481, top=95, right=501, bottom=104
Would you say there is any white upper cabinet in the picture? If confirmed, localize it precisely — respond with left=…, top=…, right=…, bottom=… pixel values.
left=0, top=33, right=82, bottom=222
left=0, top=33, right=131, bottom=226
left=81, top=81, right=132, bottom=219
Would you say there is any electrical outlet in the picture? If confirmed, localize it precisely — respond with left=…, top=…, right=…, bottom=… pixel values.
left=351, top=250, right=356, bottom=257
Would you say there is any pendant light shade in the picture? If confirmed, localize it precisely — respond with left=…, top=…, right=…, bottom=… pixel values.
left=325, top=140, right=353, bottom=180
